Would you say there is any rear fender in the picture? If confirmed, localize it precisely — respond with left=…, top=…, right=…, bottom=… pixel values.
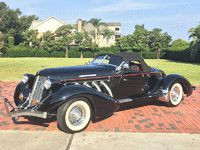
left=37, top=85, right=119, bottom=120
left=162, top=74, right=193, bottom=96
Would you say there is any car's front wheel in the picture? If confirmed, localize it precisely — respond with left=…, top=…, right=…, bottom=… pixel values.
left=167, top=83, right=183, bottom=107
left=57, top=97, right=91, bottom=133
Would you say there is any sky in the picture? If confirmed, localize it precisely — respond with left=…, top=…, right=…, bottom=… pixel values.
left=4, top=0, right=200, bottom=41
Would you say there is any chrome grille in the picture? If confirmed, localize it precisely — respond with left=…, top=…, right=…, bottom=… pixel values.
left=29, top=75, right=47, bottom=106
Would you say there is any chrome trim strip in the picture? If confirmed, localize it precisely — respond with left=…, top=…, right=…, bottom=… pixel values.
left=92, top=81, right=101, bottom=92
left=11, top=109, right=47, bottom=118
left=118, top=98, right=132, bottom=103
left=79, top=74, right=96, bottom=78
left=100, top=81, right=113, bottom=97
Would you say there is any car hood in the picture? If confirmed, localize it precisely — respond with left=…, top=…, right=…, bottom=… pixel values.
left=36, top=64, right=116, bottom=81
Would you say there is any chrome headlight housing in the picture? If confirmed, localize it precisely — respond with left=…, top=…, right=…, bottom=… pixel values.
left=22, top=74, right=29, bottom=84
left=44, top=79, right=51, bottom=89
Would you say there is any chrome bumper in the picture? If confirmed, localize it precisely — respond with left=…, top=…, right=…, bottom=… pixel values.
left=4, top=98, right=47, bottom=119
left=157, top=89, right=169, bottom=102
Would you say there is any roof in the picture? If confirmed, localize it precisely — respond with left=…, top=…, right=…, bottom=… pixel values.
left=95, top=53, right=152, bottom=72
left=104, top=23, right=121, bottom=26
left=113, top=53, right=143, bottom=62
left=29, top=16, right=66, bottom=30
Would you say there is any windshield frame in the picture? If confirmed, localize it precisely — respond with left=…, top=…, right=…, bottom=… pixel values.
left=90, top=55, right=124, bottom=68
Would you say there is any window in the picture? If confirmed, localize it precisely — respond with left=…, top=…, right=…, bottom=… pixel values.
left=115, top=28, right=120, bottom=32
left=115, top=35, right=121, bottom=39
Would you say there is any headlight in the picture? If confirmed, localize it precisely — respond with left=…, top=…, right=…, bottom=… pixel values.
left=22, top=74, right=28, bottom=84
left=44, top=79, right=51, bottom=89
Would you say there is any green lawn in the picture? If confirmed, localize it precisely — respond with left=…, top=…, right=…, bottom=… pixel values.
left=0, top=58, right=199, bottom=85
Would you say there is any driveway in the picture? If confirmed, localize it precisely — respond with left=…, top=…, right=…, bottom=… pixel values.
left=0, top=81, right=200, bottom=133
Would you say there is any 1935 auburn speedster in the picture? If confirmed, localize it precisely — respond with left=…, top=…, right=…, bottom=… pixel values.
left=4, top=53, right=194, bottom=133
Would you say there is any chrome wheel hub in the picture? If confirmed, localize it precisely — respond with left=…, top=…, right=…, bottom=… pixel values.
left=171, top=86, right=180, bottom=102
left=69, top=106, right=85, bottom=126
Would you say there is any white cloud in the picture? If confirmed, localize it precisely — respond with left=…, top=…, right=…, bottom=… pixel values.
left=93, top=0, right=189, bottom=12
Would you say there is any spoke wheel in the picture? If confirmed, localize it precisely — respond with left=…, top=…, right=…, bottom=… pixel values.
left=168, top=83, right=183, bottom=107
left=57, top=97, right=91, bottom=133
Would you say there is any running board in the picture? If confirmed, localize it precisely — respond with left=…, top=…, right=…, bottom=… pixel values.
left=118, top=95, right=156, bottom=104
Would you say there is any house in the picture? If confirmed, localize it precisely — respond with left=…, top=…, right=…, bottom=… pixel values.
left=77, top=19, right=122, bottom=47
left=29, top=16, right=66, bottom=38
left=29, top=16, right=122, bottom=47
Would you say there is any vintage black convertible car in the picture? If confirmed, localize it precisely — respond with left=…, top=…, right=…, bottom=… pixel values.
left=4, top=53, right=194, bottom=133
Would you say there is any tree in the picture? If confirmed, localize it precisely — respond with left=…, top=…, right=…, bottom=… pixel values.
left=0, top=2, right=39, bottom=46
left=41, top=31, right=56, bottom=53
left=149, top=28, right=172, bottom=58
left=0, top=31, right=4, bottom=54
left=115, top=35, right=134, bottom=53
left=170, top=39, right=190, bottom=51
left=88, top=18, right=107, bottom=44
left=103, top=29, right=115, bottom=44
left=132, top=25, right=150, bottom=57
left=75, top=30, right=98, bottom=57
left=188, top=25, right=200, bottom=59
left=21, top=29, right=41, bottom=49
left=55, top=25, right=75, bottom=58
left=19, top=15, right=39, bottom=31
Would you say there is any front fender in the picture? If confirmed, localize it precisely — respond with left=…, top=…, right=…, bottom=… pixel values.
left=37, top=85, right=119, bottom=119
left=14, top=81, right=32, bottom=106
left=163, top=74, right=193, bottom=96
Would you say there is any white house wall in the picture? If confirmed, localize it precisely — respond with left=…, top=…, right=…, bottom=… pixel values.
left=32, top=18, right=64, bottom=33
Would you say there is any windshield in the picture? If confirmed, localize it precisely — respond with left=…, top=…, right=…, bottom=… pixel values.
left=90, top=55, right=123, bottom=67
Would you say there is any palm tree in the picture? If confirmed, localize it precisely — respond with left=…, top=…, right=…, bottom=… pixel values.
left=88, top=18, right=107, bottom=44
left=103, top=29, right=115, bottom=44
left=188, top=25, right=200, bottom=58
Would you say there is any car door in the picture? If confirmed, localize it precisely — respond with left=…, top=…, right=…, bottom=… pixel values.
left=115, top=70, right=148, bottom=99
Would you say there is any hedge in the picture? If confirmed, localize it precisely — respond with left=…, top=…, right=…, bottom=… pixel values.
left=97, top=46, right=120, bottom=55
left=166, top=48, right=200, bottom=63
left=83, top=51, right=95, bottom=58
left=4, top=46, right=35, bottom=57
left=68, top=47, right=81, bottom=58
left=35, top=48, right=50, bottom=57
left=50, top=51, right=65, bottom=57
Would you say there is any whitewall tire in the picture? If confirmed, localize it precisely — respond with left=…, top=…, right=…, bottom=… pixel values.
left=57, top=97, right=91, bottom=133
left=168, top=83, right=183, bottom=107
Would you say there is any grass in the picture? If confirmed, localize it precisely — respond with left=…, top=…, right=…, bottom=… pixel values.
left=0, top=58, right=199, bottom=85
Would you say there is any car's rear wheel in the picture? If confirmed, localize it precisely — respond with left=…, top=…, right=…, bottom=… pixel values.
left=57, top=97, right=91, bottom=133
left=167, top=83, right=183, bottom=107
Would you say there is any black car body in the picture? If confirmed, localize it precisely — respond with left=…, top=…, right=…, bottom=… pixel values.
left=4, top=53, right=194, bottom=133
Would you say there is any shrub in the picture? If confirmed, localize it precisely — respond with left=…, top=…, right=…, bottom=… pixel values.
left=8, top=36, right=14, bottom=48
left=35, top=48, right=50, bottom=57
left=4, top=46, right=35, bottom=57
left=68, top=47, right=81, bottom=58
left=50, top=51, right=65, bottom=57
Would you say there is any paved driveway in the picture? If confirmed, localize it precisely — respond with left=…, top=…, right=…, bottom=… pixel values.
left=0, top=81, right=200, bottom=133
